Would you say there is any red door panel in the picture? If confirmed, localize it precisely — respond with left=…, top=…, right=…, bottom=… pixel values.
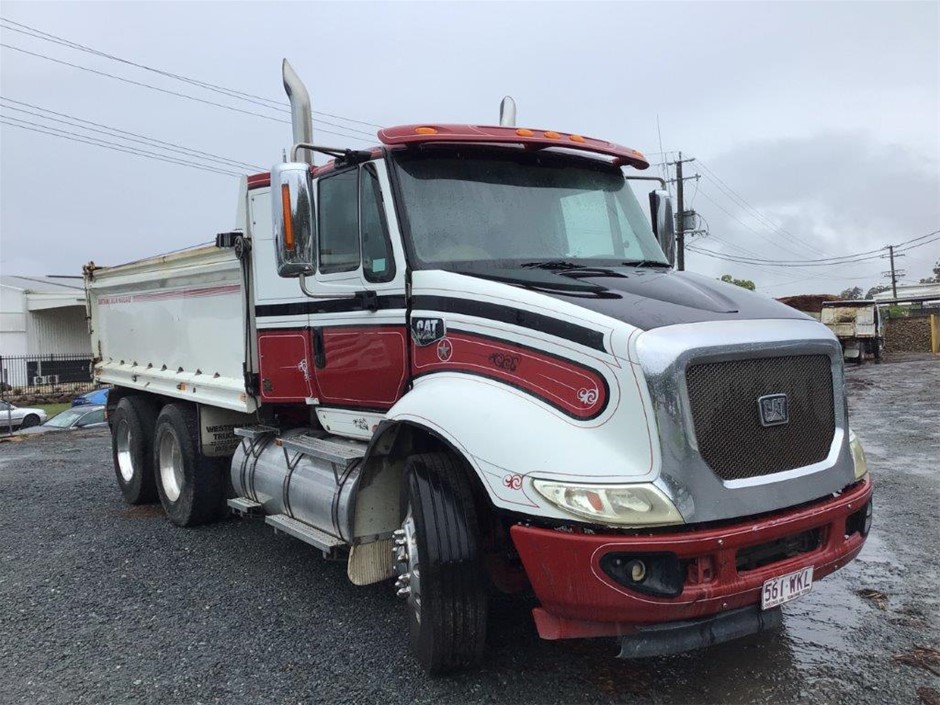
left=258, top=331, right=316, bottom=402
left=315, top=326, right=408, bottom=408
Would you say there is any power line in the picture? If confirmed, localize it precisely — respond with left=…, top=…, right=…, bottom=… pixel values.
left=695, top=158, right=835, bottom=258
left=0, top=17, right=384, bottom=132
left=0, top=97, right=264, bottom=171
left=693, top=229, right=940, bottom=266
left=690, top=232, right=940, bottom=268
left=0, top=43, right=377, bottom=145
left=0, top=116, right=243, bottom=177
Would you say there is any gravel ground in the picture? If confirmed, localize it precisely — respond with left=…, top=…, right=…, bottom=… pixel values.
left=1, top=358, right=938, bottom=705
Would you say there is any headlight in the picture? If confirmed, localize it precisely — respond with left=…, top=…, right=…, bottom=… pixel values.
left=531, top=480, right=684, bottom=527
left=849, top=430, right=868, bottom=480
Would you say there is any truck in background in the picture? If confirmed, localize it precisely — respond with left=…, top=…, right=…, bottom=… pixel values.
left=84, top=60, right=873, bottom=673
left=821, top=300, right=885, bottom=363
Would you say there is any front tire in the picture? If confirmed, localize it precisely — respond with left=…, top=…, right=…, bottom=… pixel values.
left=395, top=452, right=488, bottom=674
left=20, top=414, right=40, bottom=429
left=111, top=396, right=158, bottom=504
left=153, top=403, right=225, bottom=527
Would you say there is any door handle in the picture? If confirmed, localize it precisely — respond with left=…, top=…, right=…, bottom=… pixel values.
left=312, top=328, right=326, bottom=368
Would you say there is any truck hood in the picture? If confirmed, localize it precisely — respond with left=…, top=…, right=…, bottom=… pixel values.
left=454, top=266, right=809, bottom=332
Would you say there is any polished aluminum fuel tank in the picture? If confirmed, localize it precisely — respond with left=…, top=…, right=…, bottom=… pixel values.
left=230, top=429, right=363, bottom=542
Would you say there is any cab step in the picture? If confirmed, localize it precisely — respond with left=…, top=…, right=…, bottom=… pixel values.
left=227, top=497, right=263, bottom=515
left=233, top=425, right=279, bottom=440
left=265, top=513, right=345, bottom=554
left=279, top=434, right=366, bottom=467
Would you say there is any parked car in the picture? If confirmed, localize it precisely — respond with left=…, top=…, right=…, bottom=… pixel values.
left=0, top=401, right=48, bottom=430
left=72, top=386, right=110, bottom=407
left=18, top=405, right=107, bottom=435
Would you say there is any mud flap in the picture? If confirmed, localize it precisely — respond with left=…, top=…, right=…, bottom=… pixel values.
left=618, top=606, right=783, bottom=659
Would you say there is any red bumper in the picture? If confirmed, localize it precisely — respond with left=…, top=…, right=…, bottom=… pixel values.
left=510, top=477, right=872, bottom=640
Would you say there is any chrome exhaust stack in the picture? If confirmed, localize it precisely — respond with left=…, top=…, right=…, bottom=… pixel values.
left=282, top=59, right=314, bottom=164
left=499, top=96, right=517, bottom=127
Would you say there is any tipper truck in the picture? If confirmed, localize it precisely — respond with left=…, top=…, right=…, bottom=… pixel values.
left=85, top=60, right=873, bottom=673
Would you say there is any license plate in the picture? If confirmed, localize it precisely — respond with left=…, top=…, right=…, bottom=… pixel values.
left=761, top=566, right=814, bottom=609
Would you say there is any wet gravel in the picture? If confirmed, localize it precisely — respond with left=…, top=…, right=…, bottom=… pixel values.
left=1, top=358, right=938, bottom=704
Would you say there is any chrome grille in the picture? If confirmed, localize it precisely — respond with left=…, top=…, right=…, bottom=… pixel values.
left=685, top=355, right=835, bottom=481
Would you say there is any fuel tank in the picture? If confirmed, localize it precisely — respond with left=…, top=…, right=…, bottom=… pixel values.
left=230, top=429, right=364, bottom=542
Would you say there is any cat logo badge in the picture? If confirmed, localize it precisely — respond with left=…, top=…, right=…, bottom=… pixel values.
left=758, top=394, right=789, bottom=427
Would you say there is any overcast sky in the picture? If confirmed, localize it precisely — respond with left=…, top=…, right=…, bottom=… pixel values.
left=1, top=1, right=938, bottom=297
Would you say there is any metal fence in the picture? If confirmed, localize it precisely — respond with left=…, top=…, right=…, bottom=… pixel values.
left=0, top=353, right=94, bottom=395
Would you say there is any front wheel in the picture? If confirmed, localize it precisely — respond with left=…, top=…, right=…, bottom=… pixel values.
left=394, top=452, right=488, bottom=674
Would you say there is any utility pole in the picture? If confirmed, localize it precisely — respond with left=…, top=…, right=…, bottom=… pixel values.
left=882, top=245, right=906, bottom=298
left=888, top=245, right=898, bottom=298
left=667, top=153, right=699, bottom=271
left=676, top=154, right=685, bottom=271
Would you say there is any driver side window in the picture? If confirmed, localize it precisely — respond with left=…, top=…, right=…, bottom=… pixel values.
left=318, top=169, right=360, bottom=273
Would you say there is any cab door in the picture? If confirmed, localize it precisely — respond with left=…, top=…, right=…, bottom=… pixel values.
left=309, top=160, right=408, bottom=413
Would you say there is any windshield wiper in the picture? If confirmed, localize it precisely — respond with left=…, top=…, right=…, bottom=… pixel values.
left=520, top=260, right=626, bottom=278
left=623, top=259, right=670, bottom=268
left=520, top=260, right=584, bottom=270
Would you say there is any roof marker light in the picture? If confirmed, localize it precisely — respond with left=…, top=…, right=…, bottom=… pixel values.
left=516, top=128, right=534, bottom=137
left=415, top=126, right=438, bottom=135
left=543, top=131, right=561, bottom=140
left=569, top=134, right=586, bottom=143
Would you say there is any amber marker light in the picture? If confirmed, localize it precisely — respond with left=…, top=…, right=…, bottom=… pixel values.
left=569, top=134, right=586, bottom=143
left=516, top=128, right=534, bottom=137
left=281, top=183, right=295, bottom=251
left=415, top=126, right=438, bottom=135
left=543, top=131, right=561, bottom=139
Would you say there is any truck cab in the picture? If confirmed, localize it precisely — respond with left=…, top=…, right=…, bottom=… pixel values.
left=86, top=60, right=872, bottom=674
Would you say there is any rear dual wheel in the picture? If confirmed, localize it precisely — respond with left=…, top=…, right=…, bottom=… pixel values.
left=111, top=396, right=158, bottom=505
left=153, top=403, right=226, bottom=527
left=394, top=452, right=488, bottom=674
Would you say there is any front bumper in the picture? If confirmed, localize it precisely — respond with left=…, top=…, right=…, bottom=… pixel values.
left=510, top=476, right=872, bottom=640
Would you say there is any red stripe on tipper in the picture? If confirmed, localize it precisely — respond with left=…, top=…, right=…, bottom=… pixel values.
left=413, top=332, right=607, bottom=419
left=97, top=284, right=240, bottom=305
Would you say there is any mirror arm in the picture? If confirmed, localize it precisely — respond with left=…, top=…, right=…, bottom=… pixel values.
left=299, top=273, right=357, bottom=301
left=625, top=175, right=667, bottom=189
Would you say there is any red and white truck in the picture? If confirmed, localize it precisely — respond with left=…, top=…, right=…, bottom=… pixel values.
left=85, top=60, right=873, bottom=673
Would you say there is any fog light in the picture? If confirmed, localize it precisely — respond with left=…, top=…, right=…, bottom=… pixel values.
left=846, top=499, right=874, bottom=537
left=600, top=552, right=683, bottom=597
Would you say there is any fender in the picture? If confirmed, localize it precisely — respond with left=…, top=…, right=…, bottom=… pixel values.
left=356, top=370, right=661, bottom=524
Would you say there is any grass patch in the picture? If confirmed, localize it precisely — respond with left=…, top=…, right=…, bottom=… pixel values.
left=38, top=403, right=70, bottom=418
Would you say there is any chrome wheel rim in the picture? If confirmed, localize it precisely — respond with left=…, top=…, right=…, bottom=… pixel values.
left=115, top=418, right=134, bottom=482
left=393, top=507, right=422, bottom=623
left=158, top=430, right=184, bottom=503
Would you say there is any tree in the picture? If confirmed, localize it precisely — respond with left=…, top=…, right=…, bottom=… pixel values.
left=865, top=285, right=890, bottom=299
left=920, top=259, right=940, bottom=284
left=719, top=274, right=756, bottom=290
left=839, top=286, right=863, bottom=300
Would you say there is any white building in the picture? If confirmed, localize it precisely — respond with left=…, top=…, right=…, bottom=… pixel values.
left=1, top=276, right=92, bottom=388
left=872, top=282, right=940, bottom=306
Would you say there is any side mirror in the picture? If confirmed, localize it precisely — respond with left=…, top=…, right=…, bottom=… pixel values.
left=649, top=190, right=676, bottom=267
left=272, top=162, right=315, bottom=277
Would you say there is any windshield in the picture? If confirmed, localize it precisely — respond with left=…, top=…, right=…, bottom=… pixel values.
left=45, top=408, right=86, bottom=428
left=393, top=149, right=667, bottom=270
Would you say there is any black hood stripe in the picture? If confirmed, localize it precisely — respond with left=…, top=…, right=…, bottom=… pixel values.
left=412, top=295, right=606, bottom=352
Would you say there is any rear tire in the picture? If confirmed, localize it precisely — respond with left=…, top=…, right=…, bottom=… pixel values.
left=153, top=403, right=225, bottom=527
left=20, top=414, right=40, bottom=429
left=396, top=452, right=488, bottom=674
left=111, top=396, right=158, bottom=505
